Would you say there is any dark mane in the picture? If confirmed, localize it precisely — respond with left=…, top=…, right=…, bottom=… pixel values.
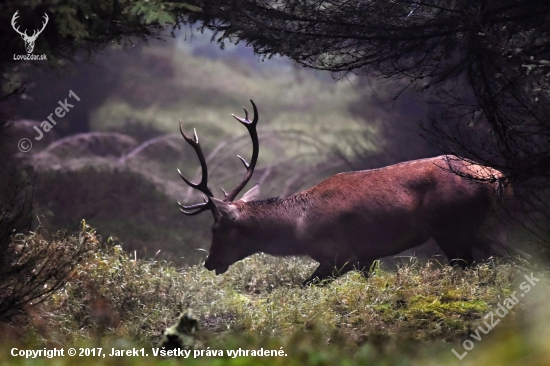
left=248, top=197, right=281, bottom=206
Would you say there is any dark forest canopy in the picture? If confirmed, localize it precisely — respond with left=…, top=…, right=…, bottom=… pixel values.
left=2, top=0, right=550, bottom=186
left=3, top=1, right=550, bottom=181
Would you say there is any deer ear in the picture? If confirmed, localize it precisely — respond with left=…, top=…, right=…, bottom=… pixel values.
left=211, top=197, right=239, bottom=221
left=240, top=184, right=260, bottom=202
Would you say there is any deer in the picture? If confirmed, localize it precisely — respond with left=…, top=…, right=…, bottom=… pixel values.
left=177, top=100, right=511, bottom=285
left=11, top=11, right=49, bottom=54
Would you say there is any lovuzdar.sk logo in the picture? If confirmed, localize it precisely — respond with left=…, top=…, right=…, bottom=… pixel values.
left=11, top=10, right=48, bottom=61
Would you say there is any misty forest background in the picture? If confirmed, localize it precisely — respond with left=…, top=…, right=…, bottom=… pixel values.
left=2, top=1, right=550, bottom=365
left=4, top=31, right=442, bottom=266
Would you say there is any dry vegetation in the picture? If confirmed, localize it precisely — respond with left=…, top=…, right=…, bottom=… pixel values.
left=2, top=225, right=549, bottom=366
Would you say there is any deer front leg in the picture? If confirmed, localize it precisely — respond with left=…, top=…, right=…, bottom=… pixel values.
left=302, top=258, right=375, bottom=286
left=302, top=262, right=337, bottom=286
left=302, top=258, right=358, bottom=286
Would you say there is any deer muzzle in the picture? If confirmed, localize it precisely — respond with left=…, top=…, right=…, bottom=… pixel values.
left=204, top=256, right=229, bottom=275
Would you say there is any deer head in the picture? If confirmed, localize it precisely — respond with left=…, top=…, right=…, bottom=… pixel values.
left=178, top=100, right=260, bottom=274
left=12, top=11, right=49, bottom=54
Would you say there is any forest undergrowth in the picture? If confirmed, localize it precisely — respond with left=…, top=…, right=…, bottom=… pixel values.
left=1, top=225, right=549, bottom=366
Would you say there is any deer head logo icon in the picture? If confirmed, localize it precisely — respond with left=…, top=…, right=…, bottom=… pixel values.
left=11, top=11, right=49, bottom=54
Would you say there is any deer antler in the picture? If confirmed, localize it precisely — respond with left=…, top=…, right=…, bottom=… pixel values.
left=177, top=125, right=218, bottom=217
left=11, top=11, right=48, bottom=39
left=32, top=13, right=49, bottom=39
left=178, top=100, right=260, bottom=218
left=225, top=100, right=259, bottom=202
left=11, top=11, right=25, bottom=37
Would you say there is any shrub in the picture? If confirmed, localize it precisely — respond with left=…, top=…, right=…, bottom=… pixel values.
left=0, top=224, right=97, bottom=321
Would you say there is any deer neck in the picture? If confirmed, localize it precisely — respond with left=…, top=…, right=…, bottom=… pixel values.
left=243, top=198, right=307, bottom=256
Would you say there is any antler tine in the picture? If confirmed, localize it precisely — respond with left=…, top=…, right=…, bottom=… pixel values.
left=178, top=195, right=215, bottom=216
left=178, top=201, right=211, bottom=215
left=231, top=100, right=259, bottom=127
left=178, top=195, right=208, bottom=209
left=179, top=122, right=197, bottom=144
left=225, top=100, right=260, bottom=202
left=237, top=155, right=250, bottom=169
left=179, top=205, right=212, bottom=216
left=177, top=168, right=198, bottom=188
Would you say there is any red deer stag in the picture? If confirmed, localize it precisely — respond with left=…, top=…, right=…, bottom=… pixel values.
left=178, top=100, right=510, bottom=285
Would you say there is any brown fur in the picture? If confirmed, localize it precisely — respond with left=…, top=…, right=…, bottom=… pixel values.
left=204, top=155, right=511, bottom=284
